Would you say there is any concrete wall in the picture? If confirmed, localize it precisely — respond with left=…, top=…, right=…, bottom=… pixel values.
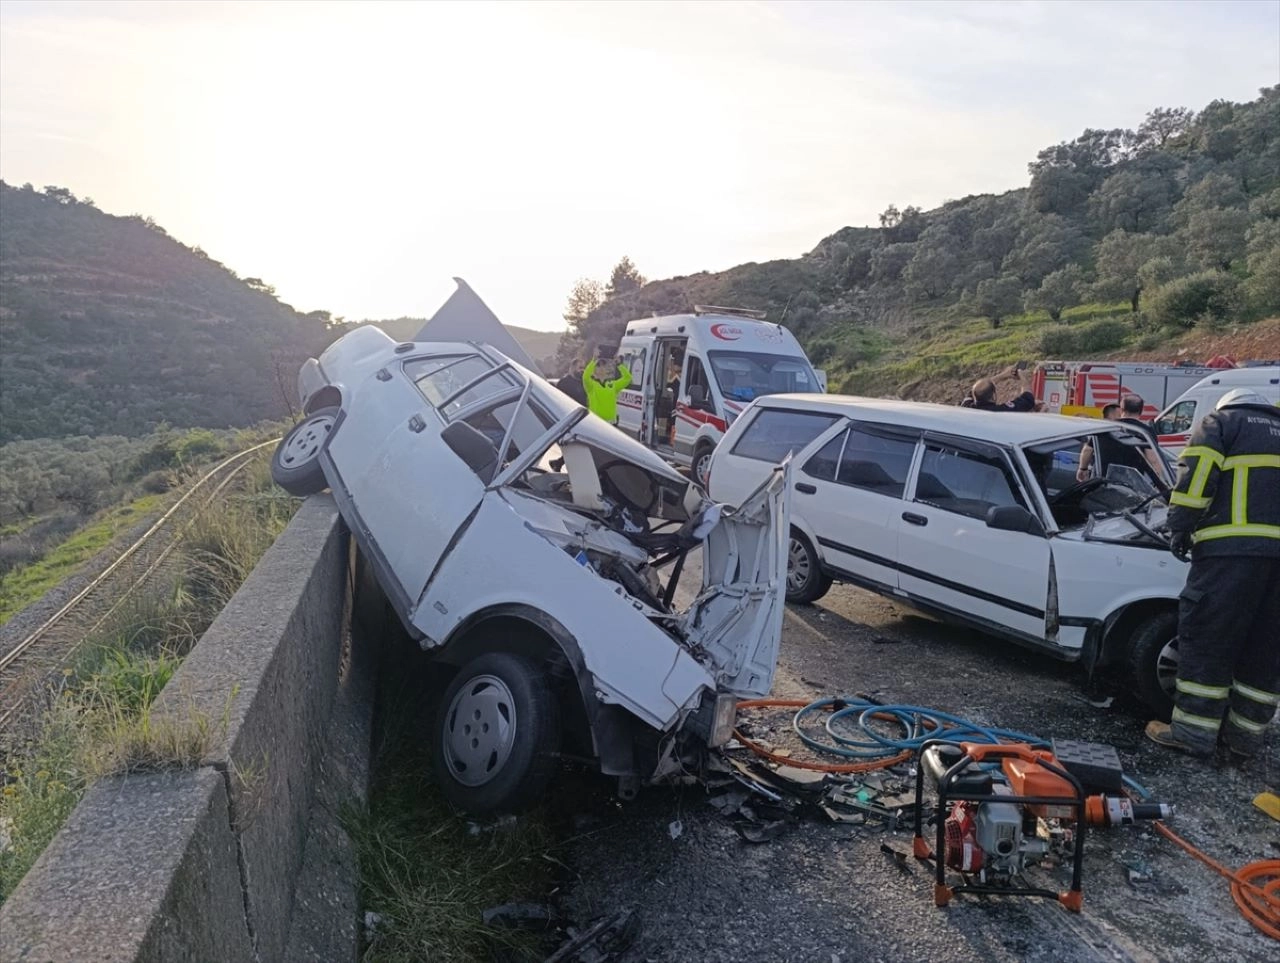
left=1, top=494, right=374, bottom=963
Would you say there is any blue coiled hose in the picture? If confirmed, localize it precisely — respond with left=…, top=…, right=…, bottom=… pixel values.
left=786, top=695, right=1153, bottom=798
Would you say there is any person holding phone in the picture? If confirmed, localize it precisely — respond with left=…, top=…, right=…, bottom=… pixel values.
left=583, top=346, right=632, bottom=425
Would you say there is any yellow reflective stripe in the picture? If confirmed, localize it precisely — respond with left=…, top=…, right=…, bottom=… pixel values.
left=1181, top=445, right=1224, bottom=467
left=1169, top=491, right=1211, bottom=509
left=1176, top=679, right=1229, bottom=700
left=1227, top=710, right=1268, bottom=734
left=1193, top=523, right=1280, bottom=542
left=1223, top=454, right=1280, bottom=470
left=1233, top=680, right=1280, bottom=707
left=1172, top=707, right=1222, bottom=731
left=1233, top=464, right=1248, bottom=525
left=1183, top=446, right=1223, bottom=500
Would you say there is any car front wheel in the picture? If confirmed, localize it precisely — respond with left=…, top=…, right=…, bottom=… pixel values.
left=434, top=653, right=561, bottom=813
left=1127, top=611, right=1178, bottom=719
left=271, top=406, right=339, bottom=496
left=786, top=530, right=833, bottom=605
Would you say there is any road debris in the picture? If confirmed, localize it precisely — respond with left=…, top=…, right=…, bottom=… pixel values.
left=544, top=909, right=639, bottom=963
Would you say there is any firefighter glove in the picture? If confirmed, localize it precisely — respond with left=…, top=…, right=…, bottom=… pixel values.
left=1169, top=531, right=1192, bottom=562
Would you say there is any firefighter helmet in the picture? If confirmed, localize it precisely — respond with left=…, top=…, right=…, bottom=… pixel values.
left=1215, top=388, right=1271, bottom=410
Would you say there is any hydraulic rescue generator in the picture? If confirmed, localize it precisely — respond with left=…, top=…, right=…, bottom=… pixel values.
left=912, top=739, right=1171, bottom=912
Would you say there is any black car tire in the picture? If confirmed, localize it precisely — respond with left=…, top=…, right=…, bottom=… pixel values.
left=1127, top=610, right=1178, bottom=719
left=434, top=653, right=561, bottom=813
left=694, top=442, right=715, bottom=488
left=271, top=407, right=339, bottom=496
left=786, top=529, right=833, bottom=605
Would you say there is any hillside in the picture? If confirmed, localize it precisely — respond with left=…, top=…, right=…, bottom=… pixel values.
left=562, top=88, right=1280, bottom=392
left=0, top=183, right=331, bottom=443
left=371, top=316, right=562, bottom=369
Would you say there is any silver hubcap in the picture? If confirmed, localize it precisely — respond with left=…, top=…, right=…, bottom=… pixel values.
left=788, top=536, right=810, bottom=592
left=442, top=674, right=517, bottom=787
left=280, top=414, right=334, bottom=468
left=1155, top=636, right=1180, bottom=698
left=696, top=451, right=712, bottom=485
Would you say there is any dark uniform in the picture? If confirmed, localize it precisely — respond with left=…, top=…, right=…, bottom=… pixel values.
left=1156, top=392, right=1280, bottom=756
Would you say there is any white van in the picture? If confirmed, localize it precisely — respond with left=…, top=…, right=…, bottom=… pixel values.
left=1151, top=366, right=1280, bottom=455
left=615, top=306, right=825, bottom=483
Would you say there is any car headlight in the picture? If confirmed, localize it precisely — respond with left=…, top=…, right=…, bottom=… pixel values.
left=709, top=693, right=737, bottom=747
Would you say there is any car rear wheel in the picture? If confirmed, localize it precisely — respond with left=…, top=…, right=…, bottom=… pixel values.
left=1127, top=611, right=1178, bottom=719
left=271, top=406, right=338, bottom=496
left=786, top=529, right=832, bottom=605
left=434, top=653, right=560, bottom=813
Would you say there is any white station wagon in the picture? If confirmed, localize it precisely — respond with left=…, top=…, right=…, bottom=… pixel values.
left=706, top=395, right=1190, bottom=714
left=271, top=326, right=789, bottom=812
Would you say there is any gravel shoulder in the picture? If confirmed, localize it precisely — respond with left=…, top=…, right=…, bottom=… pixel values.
left=554, top=565, right=1277, bottom=962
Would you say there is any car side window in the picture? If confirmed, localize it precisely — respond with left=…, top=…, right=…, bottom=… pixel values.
left=914, top=445, right=1025, bottom=520
left=802, top=430, right=845, bottom=481
left=836, top=427, right=916, bottom=498
left=408, top=355, right=494, bottom=408
left=441, top=367, right=521, bottom=419
left=732, top=410, right=840, bottom=463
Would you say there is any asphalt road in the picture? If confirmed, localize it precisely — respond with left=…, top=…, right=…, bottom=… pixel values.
left=554, top=563, right=1278, bottom=963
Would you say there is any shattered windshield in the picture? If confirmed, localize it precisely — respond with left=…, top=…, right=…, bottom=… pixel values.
left=707, top=351, right=819, bottom=403
left=1023, top=433, right=1165, bottom=529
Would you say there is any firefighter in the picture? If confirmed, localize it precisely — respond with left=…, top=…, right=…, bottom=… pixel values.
left=1146, top=388, right=1280, bottom=759
left=583, top=353, right=632, bottom=425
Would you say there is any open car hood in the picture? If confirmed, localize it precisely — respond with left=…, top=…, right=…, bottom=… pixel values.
left=680, top=459, right=791, bottom=696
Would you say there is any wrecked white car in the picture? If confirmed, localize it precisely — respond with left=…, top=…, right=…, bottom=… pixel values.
left=708, top=396, right=1191, bottom=716
left=272, top=325, right=789, bottom=811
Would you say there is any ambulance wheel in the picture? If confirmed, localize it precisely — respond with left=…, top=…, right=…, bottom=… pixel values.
left=1128, top=611, right=1178, bottom=719
left=694, top=442, right=714, bottom=487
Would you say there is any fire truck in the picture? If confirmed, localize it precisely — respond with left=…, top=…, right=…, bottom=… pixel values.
left=1031, top=361, right=1225, bottom=419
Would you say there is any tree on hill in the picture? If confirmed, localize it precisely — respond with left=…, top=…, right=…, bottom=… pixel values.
left=606, top=256, right=646, bottom=299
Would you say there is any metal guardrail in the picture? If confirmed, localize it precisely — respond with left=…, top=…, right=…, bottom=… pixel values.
left=0, top=440, right=278, bottom=734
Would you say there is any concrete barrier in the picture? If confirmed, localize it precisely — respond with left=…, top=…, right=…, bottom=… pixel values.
left=1, top=494, right=375, bottom=963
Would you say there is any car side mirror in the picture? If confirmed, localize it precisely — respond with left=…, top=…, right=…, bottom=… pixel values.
left=986, top=505, right=1046, bottom=536
left=441, top=420, right=499, bottom=483
left=689, top=384, right=709, bottom=409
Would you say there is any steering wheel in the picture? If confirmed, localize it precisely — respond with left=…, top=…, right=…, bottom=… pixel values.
left=1050, top=476, right=1107, bottom=506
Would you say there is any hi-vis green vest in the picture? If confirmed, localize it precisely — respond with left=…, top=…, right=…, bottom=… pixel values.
left=583, top=359, right=632, bottom=424
left=1167, top=404, right=1280, bottom=558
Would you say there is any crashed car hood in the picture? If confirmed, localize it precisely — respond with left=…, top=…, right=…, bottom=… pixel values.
left=681, top=459, right=791, bottom=696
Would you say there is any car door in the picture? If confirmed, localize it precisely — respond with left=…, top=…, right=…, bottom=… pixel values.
left=795, top=421, right=920, bottom=593
left=896, top=435, right=1052, bottom=644
left=673, top=355, right=720, bottom=457
left=325, top=354, right=499, bottom=616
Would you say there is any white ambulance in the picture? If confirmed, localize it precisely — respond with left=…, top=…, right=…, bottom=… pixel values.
left=614, top=306, right=825, bottom=483
left=1150, top=365, right=1280, bottom=455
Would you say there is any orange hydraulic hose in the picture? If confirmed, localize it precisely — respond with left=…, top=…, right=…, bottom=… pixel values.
left=733, top=698, right=914, bottom=774
left=1152, top=821, right=1280, bottom=942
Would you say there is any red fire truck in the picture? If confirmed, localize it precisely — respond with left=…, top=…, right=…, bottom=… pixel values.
left=1031, top=361, right=1224, bottom=419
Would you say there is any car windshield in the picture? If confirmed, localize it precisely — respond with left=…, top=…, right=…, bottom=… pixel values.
left=1023, top=433, right=1163, bottom=527
left=707, top=350, right=819, bottom=402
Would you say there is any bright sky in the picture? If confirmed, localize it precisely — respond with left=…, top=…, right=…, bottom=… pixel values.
left=1, top=1, right=1277, bottom=332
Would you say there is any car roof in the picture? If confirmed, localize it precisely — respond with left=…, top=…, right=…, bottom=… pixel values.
left=751, top=394, right=1133, bottom=446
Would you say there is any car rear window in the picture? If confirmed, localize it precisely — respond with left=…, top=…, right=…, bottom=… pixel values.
left=732, top=409, right=839, bottom=463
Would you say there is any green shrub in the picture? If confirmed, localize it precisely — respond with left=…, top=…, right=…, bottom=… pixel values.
left=1038, top=317, right=1129, bottom=357
left=1147, top=271, right=1241, bottom=329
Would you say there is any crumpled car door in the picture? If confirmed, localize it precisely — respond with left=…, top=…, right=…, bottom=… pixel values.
left=681, top=459, right=791, bottom=696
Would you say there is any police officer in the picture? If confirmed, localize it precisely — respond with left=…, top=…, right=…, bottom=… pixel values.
left=1146, top=388, right=1280, bottom=759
